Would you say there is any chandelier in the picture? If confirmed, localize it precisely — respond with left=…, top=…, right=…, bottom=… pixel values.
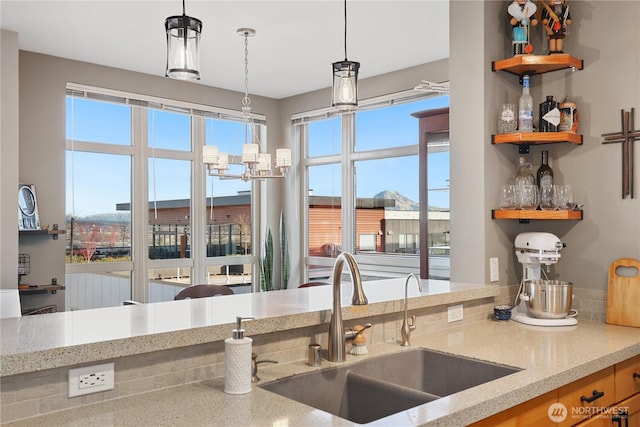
left=203, top=28, right=291, bottom=181
left=165, top=0, right=202, bottom=80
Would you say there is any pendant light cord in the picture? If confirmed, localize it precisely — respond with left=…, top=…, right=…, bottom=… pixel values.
left=343, top=0, right=348, bottom=60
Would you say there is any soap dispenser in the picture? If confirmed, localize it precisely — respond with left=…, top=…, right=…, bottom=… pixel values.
left=224, top=316, right=254, bottom=394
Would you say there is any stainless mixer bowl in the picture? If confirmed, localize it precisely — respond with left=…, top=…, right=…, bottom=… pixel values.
left=523, top=280, right=573, bottom=319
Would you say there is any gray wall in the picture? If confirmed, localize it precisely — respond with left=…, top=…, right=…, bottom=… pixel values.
left=1, top=30, right=19, bottom=289
left=468, top=0, right=640, bottom=290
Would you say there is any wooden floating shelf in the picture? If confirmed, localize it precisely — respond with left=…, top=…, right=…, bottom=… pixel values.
left=492, top=132, right=583, bottom=146
left=492, top=54, right=583, bottom=76
left=18, top=285, right=65, bottom=295
left=19, top=229, right=67, bottom=240
left=492, top=209, right=583, bottom=221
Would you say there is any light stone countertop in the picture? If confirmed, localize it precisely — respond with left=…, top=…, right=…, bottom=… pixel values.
left=3, top=319, right=640, bottom=426
left=1, top=279, right=497, bottom=376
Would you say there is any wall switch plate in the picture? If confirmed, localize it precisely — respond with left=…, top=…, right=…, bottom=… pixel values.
left=447, top=304, right=463, bottom=323
left=490, top=257, right=499, bottom=282
left=68, top=362, right=114, bottom=397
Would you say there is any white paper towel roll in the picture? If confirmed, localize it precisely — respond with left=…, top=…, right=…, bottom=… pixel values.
left=224, top=337, right=252, bottom=394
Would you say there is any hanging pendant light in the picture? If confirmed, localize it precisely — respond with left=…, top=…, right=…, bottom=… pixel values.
left=203, top=28, right=291, bottom=181
left=165, top=0, right=202, bottom=80
left=332, top=0, right=360, bottom=110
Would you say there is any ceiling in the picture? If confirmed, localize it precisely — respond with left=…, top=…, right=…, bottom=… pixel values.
left=0, top=1, right=449, bottom=99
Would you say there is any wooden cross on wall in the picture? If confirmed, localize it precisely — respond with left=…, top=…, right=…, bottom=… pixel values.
left=601, top=108, right=640, bottom=199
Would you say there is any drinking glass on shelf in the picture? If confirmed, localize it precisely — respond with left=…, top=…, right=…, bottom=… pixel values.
left=497, top=104, right=517, bottom=134
left=556, top=184, right=574, bottom=210
left=539, top=185, right=557, bottom=210
left=519, top=184, right=538, bottom=210
left=498, top=185, right=517, bottom=210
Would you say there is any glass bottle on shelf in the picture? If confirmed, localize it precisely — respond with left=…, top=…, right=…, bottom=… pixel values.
left=539, top=95, right=560, bottom=132
left=518, top=75, right=534, bottom=132
left=536, top=150, right=554, bottom=188
left=514, top=157, right=535, bottom=187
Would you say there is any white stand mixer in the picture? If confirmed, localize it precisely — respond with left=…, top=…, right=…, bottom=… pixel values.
left=512, top=232, right=578, bottom=326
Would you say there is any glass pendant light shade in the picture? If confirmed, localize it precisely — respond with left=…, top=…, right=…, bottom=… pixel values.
left=165, top=11, right=202, bottom=80
left=241, top=143, right=259, bottom=164
left=256, top=153, right=272, bottom=172
left=202, top=145, right=218, bottom=164
left=276, top=149, right=292, bottom=168
left=332, top=60, right=360, bottom=109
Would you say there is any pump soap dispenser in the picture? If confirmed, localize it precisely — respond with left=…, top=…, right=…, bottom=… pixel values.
left=224, top=316, right=254, bottom=395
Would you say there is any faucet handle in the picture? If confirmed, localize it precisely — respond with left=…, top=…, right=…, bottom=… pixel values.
left=251, top=353, right=278, bottom=383
left=408, top=315, right=416, bottom=331
left=344, top=323, right=372, bottom=341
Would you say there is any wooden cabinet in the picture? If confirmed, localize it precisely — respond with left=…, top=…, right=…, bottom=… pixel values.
left=620, top=392, right=640, bottom=426
left=557, top=367, right=615, bottom=426
left=614, top=354, right=640, bottom=402
left=469, top=391, right=557, bottom=427
left=574, top=393, right=640, bottom=426
left=470, top=355, right=640, bottom=427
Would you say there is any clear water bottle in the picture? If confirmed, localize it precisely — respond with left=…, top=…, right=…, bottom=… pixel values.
left=518, top=75, right=534, bottom=132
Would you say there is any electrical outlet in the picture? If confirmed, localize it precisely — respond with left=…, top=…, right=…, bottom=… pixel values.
left=68, top=362, right=114, bottom=397
left=490, top=257, right=499, bottom=282
left=447, top=304, right=463, bottom=323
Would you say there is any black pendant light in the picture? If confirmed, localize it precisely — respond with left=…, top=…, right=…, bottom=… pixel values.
left=165, top=0, right=202, bottom=80
left=331, top=0, right=360, bottom=110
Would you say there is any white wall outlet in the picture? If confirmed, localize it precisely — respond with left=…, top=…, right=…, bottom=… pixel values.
left=447, top=304, right=463, bottom=323
left=68, top=362, right=114, bottom=397
left=490, top=257, right=499, bottom=282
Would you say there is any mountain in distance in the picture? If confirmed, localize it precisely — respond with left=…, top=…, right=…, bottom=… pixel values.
left=66, top=213, right=131, bottom=224
left=373, top=190, right=419, bottom=211
left=373, top=190, right=447, bottom=211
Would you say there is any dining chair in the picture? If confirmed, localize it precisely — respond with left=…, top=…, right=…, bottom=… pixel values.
left=174, top=284, right=235, bottom=300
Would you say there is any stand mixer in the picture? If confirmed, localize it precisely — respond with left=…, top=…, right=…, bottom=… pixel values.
left=513, top=232, right=578, bottom=326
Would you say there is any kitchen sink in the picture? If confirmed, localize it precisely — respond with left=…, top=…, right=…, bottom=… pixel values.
left=260, top=348, right=521, bottom=424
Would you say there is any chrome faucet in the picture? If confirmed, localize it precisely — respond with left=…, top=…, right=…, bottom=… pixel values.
left=327, top=252, right=368, bottom=362
left=400, top=273, right=423, bottom=346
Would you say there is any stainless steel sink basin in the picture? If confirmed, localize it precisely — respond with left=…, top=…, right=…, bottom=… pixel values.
left=260, top=348, right=520, bottom=424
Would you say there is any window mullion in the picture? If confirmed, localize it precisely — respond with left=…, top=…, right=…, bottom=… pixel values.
left=192, top=115, right=206, bottom=285
left=131, top=105, right=149, bottom=302
left=342, top=113, right=355, bottom=253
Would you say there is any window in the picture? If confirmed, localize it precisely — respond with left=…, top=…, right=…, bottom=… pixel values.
left=204, top=117, right=254, bottom=287
left=298, top=92, right=450, bottom=281
left=65, top=85, right=261, bottom=310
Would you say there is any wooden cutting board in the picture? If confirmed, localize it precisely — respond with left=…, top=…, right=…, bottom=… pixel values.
left=606, top=258, right=640, bottom=327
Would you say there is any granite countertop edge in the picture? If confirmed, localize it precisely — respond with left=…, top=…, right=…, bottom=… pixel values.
left=1, top=281, right=498, bottom=376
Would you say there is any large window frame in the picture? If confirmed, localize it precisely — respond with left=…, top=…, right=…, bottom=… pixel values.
left=295, top=90, right=450, bottom=282
left=65, top=83, right=265, bottom=307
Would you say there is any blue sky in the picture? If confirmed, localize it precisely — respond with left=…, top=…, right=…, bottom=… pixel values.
left=66, top=95, right=450, bottom=217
